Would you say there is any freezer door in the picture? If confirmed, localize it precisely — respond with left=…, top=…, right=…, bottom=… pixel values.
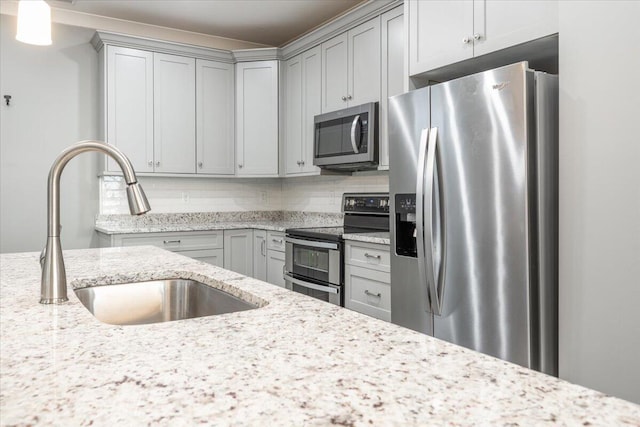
left=388, top=87, right=434, bottom=335
left=430, top=62, right=537, bottom=369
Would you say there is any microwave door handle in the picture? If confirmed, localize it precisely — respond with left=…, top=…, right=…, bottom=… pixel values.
left=416, top=128, right=432, bottom=314
left=283, top=273, right=339, bottom=294
left=350, top=115, right=361, bottom=154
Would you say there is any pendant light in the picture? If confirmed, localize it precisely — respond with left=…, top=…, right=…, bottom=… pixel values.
left=16, top=0, right=52, bottom=46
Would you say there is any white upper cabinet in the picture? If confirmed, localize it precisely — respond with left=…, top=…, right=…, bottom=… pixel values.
left=284, top=46, right=321, bottom=176
left=322, top=33, right=349, bottom=113
left=348, top=17, right=381, bottom=107
left=408, top=0, right=558, bottom=76
left=106, top=46, right=154, bottom=173
left=379, top=6, right=405, bottom=170
left=321, top=17, right=381, bottom=113
left=196, top=59, right=235, bottom=175
left=284, top=55, right=303, bottom=175
left=408, top=0, right=473, bottom=75
left=472, top=0, right=559, bottom=57
left=153, top=53, right=196, bottom=174
left=235, top=61, right=279, bottom=177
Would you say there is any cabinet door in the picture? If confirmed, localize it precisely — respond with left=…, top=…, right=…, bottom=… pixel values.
left=253, top=230, right=267, bottom=281
left=408, top=0, right=473, bottom=76
left=473, top=0, right=558, bottom=57
left=348, top=17, right=381, bottom=107
left=301, top=46, right=322, bottom=174
left=153, top=53, right=196, bottom=173
left=380, top=6, right=405, bottom=169
left=106, top=46, right=154, bottom=173
left=223, top=229, right=253, bottom=277
left=345, top=265, right=391, bottom=322
left=321, top=32, right=349, bottom=113
left=284, top=54, right=303, bottom=175
left=235, top=61, right=279, bottom=176
left=267, top=250, right=286, bottom=288
left=196, top=59, right=235, bottom=175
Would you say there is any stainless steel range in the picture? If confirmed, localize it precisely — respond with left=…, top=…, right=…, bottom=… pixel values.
left=284, top=193, right=389, bottom=306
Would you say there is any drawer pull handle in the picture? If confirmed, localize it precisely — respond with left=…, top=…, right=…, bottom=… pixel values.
left=365, top=290, right=381, bottom=298
left=163, top=240, right=181, bottom=245
left=272, top=239, right=283, bottom=244
left=364, top=253, right=381, bottom=260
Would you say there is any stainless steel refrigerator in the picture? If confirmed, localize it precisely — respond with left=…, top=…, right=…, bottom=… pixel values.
left=389, top=62, right=558, bottom=376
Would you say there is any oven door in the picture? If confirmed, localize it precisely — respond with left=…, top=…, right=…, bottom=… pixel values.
left=283, top=273, right=342, bottom=306
left=284, top=237, right=341, bottom=286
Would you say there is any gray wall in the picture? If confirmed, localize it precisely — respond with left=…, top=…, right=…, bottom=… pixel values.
left=558, top=1, right=640, bottom=403
left=0, top=15, right=99, bottom=253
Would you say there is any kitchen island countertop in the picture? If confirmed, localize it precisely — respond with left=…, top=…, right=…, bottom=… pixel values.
left=1, top=246, right=639, bottom=426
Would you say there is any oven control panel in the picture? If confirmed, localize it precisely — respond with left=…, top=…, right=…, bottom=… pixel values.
left=343, top=193, right=389, bottom=214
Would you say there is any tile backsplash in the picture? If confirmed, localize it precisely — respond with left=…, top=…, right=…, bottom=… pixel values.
left=100, top=173, right=389, bottom=214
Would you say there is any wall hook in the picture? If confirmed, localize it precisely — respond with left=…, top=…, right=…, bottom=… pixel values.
left=3, top=95, right=11, bottom=106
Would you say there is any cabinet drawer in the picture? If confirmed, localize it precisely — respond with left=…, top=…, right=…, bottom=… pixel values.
left=116, top=231, right=223, bottom=251
left=345, top=265, right=391, bottom=322
left=267, top=231, right=285, bottom=252
left=177, top=248, right=224, bottom=268
left=345, top=241, right=390, bottom=272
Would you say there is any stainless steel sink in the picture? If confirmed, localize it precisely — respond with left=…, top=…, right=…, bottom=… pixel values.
left=74, top=279, right=258, bottom=325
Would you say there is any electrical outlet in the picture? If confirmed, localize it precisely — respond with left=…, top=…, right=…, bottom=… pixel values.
left=182, top=191, right=190, bottom=203
left=259, top=191, right=268, bottom=204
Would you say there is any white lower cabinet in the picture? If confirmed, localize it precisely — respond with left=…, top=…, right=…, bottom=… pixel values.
left=253, top=230, right=267, bottom=281
left=266, top=231, right=286, bottom=288
left=98, top=230, right=224, bottom=268
left=224, top=229, right=254, bottom=277
left=344, top=241, right=391, bottom=322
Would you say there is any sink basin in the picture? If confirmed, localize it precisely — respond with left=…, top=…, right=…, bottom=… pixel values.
left=74, top=279, right=258, bottom=325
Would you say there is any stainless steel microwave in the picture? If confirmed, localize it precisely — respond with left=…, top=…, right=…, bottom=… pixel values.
left=313, top=102, right=378, bottom=171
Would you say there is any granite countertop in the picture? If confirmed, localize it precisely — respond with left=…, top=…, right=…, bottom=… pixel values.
left=94, top=211, right=343, bottom=235
left=342, top=232, right=390, bottom=245
left=2, top=247, right=639, bottom=425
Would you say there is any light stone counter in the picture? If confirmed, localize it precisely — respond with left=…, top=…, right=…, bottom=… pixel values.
left=342, top=232, right=390, bottom=245
left=95, top=211, right=343, bottom=235
left=2, top=247, right=639, bottom=426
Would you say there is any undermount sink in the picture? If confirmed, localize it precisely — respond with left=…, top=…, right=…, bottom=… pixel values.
left=74, top=279, right=258, bottom=326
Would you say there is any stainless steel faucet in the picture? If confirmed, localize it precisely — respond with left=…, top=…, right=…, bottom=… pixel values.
left=40, top=140, right=151, bottom=304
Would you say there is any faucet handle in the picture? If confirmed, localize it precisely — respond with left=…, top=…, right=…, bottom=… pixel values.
left=39, top=246, right=46, bottom=269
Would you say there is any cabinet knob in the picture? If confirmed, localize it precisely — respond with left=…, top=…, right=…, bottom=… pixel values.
left=198, top=162, right=203, bottom=168
left=238, top=164, right=243, bottom=169
left=155, top=161, right=160, bottom=167
left=347, top=95, right=352, bottom=100
left=341, top=96, right=347, bottom=101
left=462, top=36, right=471, bottom=44
left=148, top=160, right=153, bottom=167
left=473, top=33, right=482, bottom=41
left=300, top=160, right=305, bottom=166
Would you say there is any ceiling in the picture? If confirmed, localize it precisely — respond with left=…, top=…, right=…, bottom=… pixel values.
left=48, top=0, right=367, bottom=47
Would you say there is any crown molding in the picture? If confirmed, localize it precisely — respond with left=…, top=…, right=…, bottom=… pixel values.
left=231, top=48, right=282, bottom=62
left=280, top=0, right=403, bottom=60
left=91, top=31, right=235, bottom=63
left=90, top=0, right=402, bottom=64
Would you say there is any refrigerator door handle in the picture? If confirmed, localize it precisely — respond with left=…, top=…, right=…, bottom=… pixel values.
left=425, top=127, right=443, bottom=316
left=415, top=128, right=432, bottom=313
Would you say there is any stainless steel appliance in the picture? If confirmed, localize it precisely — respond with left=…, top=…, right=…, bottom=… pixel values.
left=285, top=193, right=390, bottom=306
left=389, top=62, right=558, bottom=376
left=313, top=102, right=378, bottom=171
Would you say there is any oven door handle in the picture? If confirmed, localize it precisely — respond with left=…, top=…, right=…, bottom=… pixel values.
left=285, top=237, right=339, bottom=250
left=283, top=273, right=339, bottom=294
